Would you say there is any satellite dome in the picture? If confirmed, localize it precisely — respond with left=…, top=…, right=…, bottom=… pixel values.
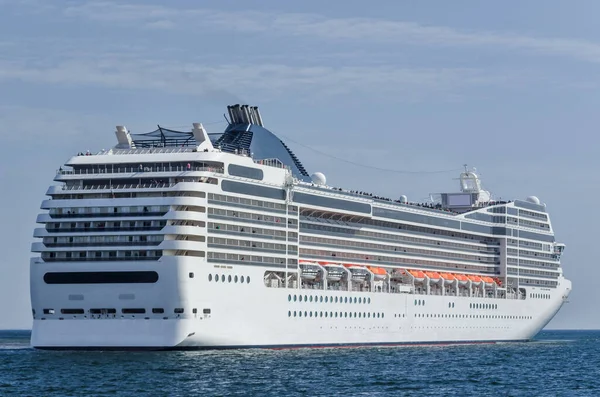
left=399, top=195, right=408, bottom=203
left=311, top=172, right=326, bottom=186
left=526, top=196, right=541, bottom=205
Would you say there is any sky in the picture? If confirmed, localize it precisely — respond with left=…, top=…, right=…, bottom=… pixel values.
left=0, top=0, right=598, bottom=330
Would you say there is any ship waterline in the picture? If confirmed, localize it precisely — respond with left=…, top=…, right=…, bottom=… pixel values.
left=30, top=104, right=571, bottom=349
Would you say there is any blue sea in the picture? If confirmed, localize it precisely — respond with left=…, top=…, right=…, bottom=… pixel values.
left=0, top=330, right=598, bottom=396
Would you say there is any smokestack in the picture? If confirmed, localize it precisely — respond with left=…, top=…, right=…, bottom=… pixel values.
left=254, top=106, right=264, bottom=126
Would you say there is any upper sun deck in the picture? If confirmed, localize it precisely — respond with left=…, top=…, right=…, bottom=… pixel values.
left=55, top=104, right=548, bottom=224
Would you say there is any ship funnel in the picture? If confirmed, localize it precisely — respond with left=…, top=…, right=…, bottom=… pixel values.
left=233, top=104, right=243, bottom=124
left=115, top=125, right=133, bottom=149
left=227, top=106, right=236, bottom=124
left=226, top=104, right=264, bottom=126
left=253, top=106, right=264, bottom=126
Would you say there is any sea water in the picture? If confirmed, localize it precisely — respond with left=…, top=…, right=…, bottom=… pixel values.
left=0, top=330, right=598, bottom=396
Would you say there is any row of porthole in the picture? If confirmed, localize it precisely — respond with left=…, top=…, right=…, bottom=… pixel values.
left=414, top=313, right=532, bottom=320
left=208, top=274, right=250, bottom=284
left=531, top=293, right=550, bottom=299
left=288, top=295, right=371, bottom=304
left=470, top=303, right=498, bottom=309
left=289, top=311, right=384, bottom=319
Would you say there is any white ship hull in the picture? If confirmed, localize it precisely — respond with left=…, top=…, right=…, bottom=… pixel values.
left=30, top=259, right=571, bottom=349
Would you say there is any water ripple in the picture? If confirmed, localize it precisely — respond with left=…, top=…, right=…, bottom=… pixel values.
left=1, top=330, right=599, bottom=396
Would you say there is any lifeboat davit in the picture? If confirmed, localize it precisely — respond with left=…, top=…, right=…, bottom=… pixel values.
left=344, top=264, right=368, bottom=281
left=323, top=264, right=344, bottom=282
left=440, top=273, right=456, bottom=285
left=299, top=262, right=320, bottom=280
left=369, top=267, right=388, bottom=280
left=390, top=269, right=406, bottom=281
left=408, top=269, right=425, bottom=282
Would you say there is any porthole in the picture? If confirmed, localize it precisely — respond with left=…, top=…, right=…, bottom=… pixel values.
left=247, top=276, right=250, bottom=283
left=304, top=311, right=307, bottom=317
left=215, top=274, right=219, bottom=282
left=293, top=295, right=297, bottom=302
left=325, top=312, right=328, bottom=317
left=359, top=297, right=362, bottom=304
left=228, top=275, right=232, bottom=283
left=448, top=302, right=451, bottom=308
left=452, top=303, right=455, bottom=308
left=359, top=312, right=362, bottom=318
left=335, top=297, right=339, bottom=303
left=299, top=311, right=302, bottom=317
left=208, top=274, right=212, bottom=282
left=320, top=296, right=323, bottom=303
left=320, top=312, right=323, bottom=317
left=353, top=312, right=357, bottom=318
left=368, top=298, right=371, bottom=304
left=294, top=311, right=297, bottom=317
left=221, top=275, right=225, bottom=282
left=325, top=296, right=329, bottom=303
left=415, top=300, right=418, bottom=306
left=234, top=275, right=238, bottom=283
left=240, top=276, right=245, bottom=284
left=344, top=297, right=348, bottom=303
left=377, top=313, right=380, bottom=318
left=304, top=295, right=308, bottom=302
left=354, top=297, right=357, bottom=304
left=288, top=311, right=291, bottom=317
left=335, top=312, right=338, bottom=318
left=310, top=296, right=313, bottom=303
left=309, top=311, right=313, bottom=317
left=344, top=312, right=348, bottom=318
left=288, top=294, right=291, bottom=302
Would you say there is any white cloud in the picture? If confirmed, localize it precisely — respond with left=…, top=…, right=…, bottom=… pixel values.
left=0, top=53, right=507, bottom=101
left=55, top=1, right=600, bottom=64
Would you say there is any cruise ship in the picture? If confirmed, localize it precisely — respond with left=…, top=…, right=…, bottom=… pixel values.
left=30, top=105, right=571, bottom=349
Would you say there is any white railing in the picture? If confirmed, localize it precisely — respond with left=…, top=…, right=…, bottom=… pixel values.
left=57, top=166, right=224, bottom=175
left=62, top=182, right=176, bottom=191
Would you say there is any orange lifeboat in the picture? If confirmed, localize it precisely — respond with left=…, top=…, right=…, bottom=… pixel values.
left=369, top=267, right=388, bottom=280
left=299, top=262, right=320, bottom=280
left=440, top=273, right=456, bottom=285
left=493, top=277, right=503, bottom=287
left=481, top=276, right=495, bottom=287
left=454, top=274, right=469, bottom=285
left=323, top=263, right=345, bottom=282
left=468, top=275, right=483, bottom=286
left=425, top=271, right=442, bottom=284
left=408, top=269, right=425, bottom=282
left=344, top=264, right=368, bottom=281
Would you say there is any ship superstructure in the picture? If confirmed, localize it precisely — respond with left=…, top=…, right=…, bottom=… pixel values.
left=30, top=105, right=571, bottom=349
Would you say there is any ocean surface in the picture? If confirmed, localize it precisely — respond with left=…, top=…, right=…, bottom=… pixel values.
left=0, top=330, right=598, bottom=396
